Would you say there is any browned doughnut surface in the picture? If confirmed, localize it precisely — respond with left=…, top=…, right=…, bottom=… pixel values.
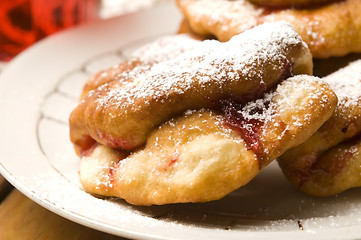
left=177, top=18, right=210, bottom=40
left=79, top=75, right=337, bottom=205
left=80, top=34, right=202, bottom=99
left=278, top=59, right=361, bottom=197
left=69, top=22, right=312, bottom=154
left=176, top=0, right=361, bottom=58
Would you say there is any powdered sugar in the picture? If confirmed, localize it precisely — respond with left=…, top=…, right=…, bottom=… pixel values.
left=184, top=0, right=262, bottom=34
left=94, top=34, right=201, bottom=86
left=178, top=0, right=356, bottom=58
left=229, top=74, right=334, bottom=161
left=238, top=75, right=328, bottom=126
left=324, top=59, right=361, bottom=109
left=240, top=93, right=274, bottom=123
left=131, top=34, right=202, bottom=64
left=96, top=22, right=302, bottom=111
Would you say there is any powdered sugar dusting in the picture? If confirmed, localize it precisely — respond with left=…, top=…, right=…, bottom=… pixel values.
left=95, top=22, right=302, bottom=110
left=228, top=75, right=333, bottom=161
left=264, top=14, right=326, bottom=49
left=237, top=75, right=328, bottom=129
left=324, top=59, right=361, bottom=109
left=131, top=34, right=202, bottom=64
left=95, top=34, right=201, bottom=86
left=184, top=0, right=262, bottom=34
left=239, top=92, right=274, bottom=124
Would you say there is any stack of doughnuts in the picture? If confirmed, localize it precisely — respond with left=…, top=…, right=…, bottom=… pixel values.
left=70, top=23, right=339, bottom=205
left=69, top=0, right=361, bottom=205
left=176, top=0, right=361, bottom=58
left=176, top=0, right=361, bottom=198
left=278, top=59, right=361, bottom=197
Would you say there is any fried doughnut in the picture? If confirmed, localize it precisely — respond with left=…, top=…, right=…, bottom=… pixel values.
left=248, top=0, right=336, bottom=8
left=80, top=75, right=337, bottom=205
left=176, top=0, right=361, bottom=58
left=81, top=34, right=202, bottom=99
left=278, top=59, right=361, bottom=197
left=177, top=19, right=210, bottom=41
left=69, top=22, right=313, bottom=154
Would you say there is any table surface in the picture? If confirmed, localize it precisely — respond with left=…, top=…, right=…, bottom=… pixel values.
left=0, top=1, right=169, bottom=239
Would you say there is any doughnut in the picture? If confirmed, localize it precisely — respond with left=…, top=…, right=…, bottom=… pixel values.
left=248, top=0, right=336, bottom=8
left=80, top=34, right=202, bottom=99
left=177, top=19, right=210, bottom=40
left=69, top=22, right=313, bottom=154
left=278, top=59, right=361, bottom=197
left=176, top=0, right=361, bottom=58
left=79, top=75, right=337, bottom=205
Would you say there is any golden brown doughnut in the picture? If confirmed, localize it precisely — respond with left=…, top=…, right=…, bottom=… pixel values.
left=79, top=75, right=337, bottom=205
left=177, top=19, right=210, bottom=41
left=278, top=59, right=361, bottom=197
left=69, top=22, right=312, bottom=154
left=80, top=34, right=202, bottom=99
left=176, top=0, right=361, bottom=58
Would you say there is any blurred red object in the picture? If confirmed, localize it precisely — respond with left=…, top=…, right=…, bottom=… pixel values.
left=0, top=0, right=99, bottom=61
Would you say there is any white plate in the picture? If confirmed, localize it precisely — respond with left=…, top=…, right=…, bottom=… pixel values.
left=1, top=2, right=361, bottom=239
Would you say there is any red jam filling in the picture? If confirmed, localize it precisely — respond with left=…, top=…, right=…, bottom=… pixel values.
left=107, top=154, right=126, bottom=188
left=221, top=99, right=267, bottom=167
left=76, top=135, right=98, bottom=157
left=97, top=130, right=134, bottom=151
left=220, top=60, right=294, bottom=167
left=168, top=155, right=178, bottom=167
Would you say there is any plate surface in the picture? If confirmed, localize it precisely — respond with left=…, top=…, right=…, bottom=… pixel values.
left=1, top=2, right=361, bottom=239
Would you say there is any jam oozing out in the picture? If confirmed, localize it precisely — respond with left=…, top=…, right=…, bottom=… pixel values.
left=97, top=130, right=134, bottom=151
left=221, top=99, right=267, bottom=167
left=220, top=58, right=293, bottom=167
left=106, top=154, right=126, bottom=189
left=77, top=135, right=97, bottom=157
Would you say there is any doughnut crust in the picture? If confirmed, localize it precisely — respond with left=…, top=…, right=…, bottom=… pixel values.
left=278, top=59, right=361, bottom=197
left=176, top=0, right=361, bottom=58
left=80, top=75, right=337, bottom=205
left=80, top=34, right=202, bottom=100
left=69, top=22, right=312, bottom=154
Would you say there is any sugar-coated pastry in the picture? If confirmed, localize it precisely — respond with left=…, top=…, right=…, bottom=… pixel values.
left=178, top=19, right=210, bottom=40
left=69, top=22, right=312, bottom=154
left=278, top=59, right=361, bottom=197
left=80, top=75, right=337, bottom=205
left=80, top=34, right=202, bottom=99
left=176, top=0, right=361, bottom=58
